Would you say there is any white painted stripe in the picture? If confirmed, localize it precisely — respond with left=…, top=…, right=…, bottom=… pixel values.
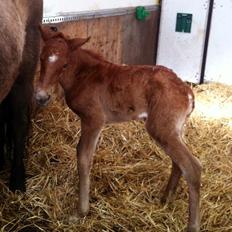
left=48, top=54, right=58, bottom=63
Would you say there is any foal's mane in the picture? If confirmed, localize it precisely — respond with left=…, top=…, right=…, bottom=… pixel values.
left=79, top=48, right=111, bottom=65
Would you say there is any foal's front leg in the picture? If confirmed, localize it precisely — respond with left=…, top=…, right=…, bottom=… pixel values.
left=77, top=120, right=103, bottom=216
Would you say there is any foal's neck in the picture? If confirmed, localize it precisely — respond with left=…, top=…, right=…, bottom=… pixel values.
left=59, top=48, right=109, bottom=91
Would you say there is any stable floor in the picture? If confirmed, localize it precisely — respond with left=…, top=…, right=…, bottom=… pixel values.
left=0, top=83, right=231, bottom=232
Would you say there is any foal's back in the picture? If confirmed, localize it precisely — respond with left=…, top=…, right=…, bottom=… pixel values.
left=71, top=54, right=193, bottom=124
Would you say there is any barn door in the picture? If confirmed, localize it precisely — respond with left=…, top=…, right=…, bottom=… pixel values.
left=204, top=0, right=232, bottom=85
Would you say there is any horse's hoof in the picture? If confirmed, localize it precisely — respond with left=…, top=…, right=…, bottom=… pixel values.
left=9, top=181, right=26, bottom=192
left=0, top=159, right=5, bottom=171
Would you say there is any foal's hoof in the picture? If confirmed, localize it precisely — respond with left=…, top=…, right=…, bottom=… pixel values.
left=160, top=193, right=173, bottom=205
left=160, top=189, right=177, bottom=205
left=78, top=201, right=89, bottom=217
left=68, top=209, right=88, bottom=223
left=78, top=208, right=89, bottom=218
left=186, top=225, right=200, bottom=232
left=160, top=195, right=168, bottom=205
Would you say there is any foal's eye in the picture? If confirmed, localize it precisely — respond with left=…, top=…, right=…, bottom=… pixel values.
left=63, top=64, right=68, bottom=69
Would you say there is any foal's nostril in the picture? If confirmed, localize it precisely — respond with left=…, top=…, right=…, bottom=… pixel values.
left=36, top=94, right=51, bottom=106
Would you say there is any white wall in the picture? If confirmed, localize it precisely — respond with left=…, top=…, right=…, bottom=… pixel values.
left=156, top=0, right=209, bottom=83
left=43, top=0, right=159, bottom=17
left=204, top=0, right=232, bottom=85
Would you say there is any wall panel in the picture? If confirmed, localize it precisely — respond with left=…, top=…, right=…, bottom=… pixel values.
left=49, top=8, right=160, bottom=65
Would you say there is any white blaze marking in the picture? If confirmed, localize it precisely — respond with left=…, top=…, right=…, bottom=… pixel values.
left=48, top=54, right=58, bottom=63
left=138, top=112, right=148, bottom=119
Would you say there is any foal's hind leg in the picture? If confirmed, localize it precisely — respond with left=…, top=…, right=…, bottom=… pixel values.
left=160, top=161, right=182, bottom=204
left=77, top=118, right=103, bottom=216
left=146, top=119, right=201, bottom=232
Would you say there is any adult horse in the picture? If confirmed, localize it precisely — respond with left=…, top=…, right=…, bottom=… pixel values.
left=0, top=0, right=43, bottom=191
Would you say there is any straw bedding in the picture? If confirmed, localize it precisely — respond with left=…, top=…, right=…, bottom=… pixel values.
left=0, top=83, right=231, bottom=232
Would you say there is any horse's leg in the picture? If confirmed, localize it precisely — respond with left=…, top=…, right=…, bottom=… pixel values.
left=0, top=101, right=6, bottom=169
left=77, top=119, right=103, bottom=216
left=146, top=117, right=201, bottom=232
left=8, top=24, right=40, bottom=191
left=160, top=161, right=182, bottom=204
left=8, top=80, right=32, bottom=192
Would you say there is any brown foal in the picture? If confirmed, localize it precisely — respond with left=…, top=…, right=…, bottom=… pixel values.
left=35, top=26, right=202, bottom=232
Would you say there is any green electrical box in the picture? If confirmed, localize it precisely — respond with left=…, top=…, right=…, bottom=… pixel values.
left=176, top=13, right=192, bottom=33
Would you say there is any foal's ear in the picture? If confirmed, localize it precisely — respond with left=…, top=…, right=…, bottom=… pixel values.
left=39, top=24, right=64, bottom=41
left=68, top=37, right=91, bottom=50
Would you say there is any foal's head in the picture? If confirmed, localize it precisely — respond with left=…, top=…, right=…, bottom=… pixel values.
left=35, top=26, right=90, bottom=106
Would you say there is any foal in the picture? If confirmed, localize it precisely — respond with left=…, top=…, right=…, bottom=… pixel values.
left=35, top=26, right=202, bottom=232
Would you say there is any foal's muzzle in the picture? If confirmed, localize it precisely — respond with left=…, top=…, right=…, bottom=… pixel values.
left=35, top=90, right=51, bottom=106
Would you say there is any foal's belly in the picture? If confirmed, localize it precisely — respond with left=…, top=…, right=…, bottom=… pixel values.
left=105, top=109, right=148, bottom=124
